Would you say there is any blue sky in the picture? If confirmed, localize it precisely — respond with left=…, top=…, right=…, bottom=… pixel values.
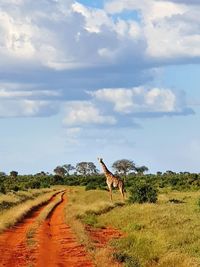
left=0, top=0, right=200, bottom=174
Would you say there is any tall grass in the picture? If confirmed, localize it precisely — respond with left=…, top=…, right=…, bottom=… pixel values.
left=0, top=188, right=62, bottom=233
left=98, top=191, right=200, bottom=266
left=0, top=188, right=53, bottom=211
left=65, top=188, right=200, bottom=267
left=64, top=187, right=124, bottom=267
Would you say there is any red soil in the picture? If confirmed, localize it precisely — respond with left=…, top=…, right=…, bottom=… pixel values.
left=85, top=225, right=124, bottom=267
left=85, top=225, right=123, bottom=248
left=0, top=192, right=59, bottom=267
left=0, top=192, right=93, bottom=267
left=36, top=193, right=93, bottom=267
left=0, top=190, right=123, bottom=267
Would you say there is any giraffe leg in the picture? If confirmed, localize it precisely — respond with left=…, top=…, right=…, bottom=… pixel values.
left=119, top=185, right=125, bottom=201
left=108, top=185, right=113, bottom=201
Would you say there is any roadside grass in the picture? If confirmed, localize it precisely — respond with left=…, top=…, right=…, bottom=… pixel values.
left=65, top=188, right=200, bottom=267
left=64, top=187, right=125, bottom=267
left=0, top=187, right=62, bottom=233
left=0, top=188, right=53, bottom=211
left=98, top=191, right=200, bottom=267
left=26, top=190, right=65, bottom=247
left=65, top=187, right=123, bottom=227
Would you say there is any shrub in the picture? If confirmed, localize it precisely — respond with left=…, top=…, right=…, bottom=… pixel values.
left=128, top=182, right=158, bottom=203
left=112, top=252, right=141, bottom=267
left=82, top=213, right=98, bottom=226
left=168, top=198, right=185, bottom=204
left=0, top=184, right=6, bottom=194
left=85, top=182, right=97, bottom=191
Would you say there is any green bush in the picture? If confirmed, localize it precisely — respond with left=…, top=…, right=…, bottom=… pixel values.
left=112, top=252, right=141, bottom=267
left=0, top=183, right=6, bottom=194
left=128, top=182, right=158, bottom=203
left=85, top=182, right=97, bottom=191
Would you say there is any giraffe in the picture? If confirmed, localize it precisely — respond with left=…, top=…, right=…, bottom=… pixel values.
left=97, top=158, right=125, bottom=201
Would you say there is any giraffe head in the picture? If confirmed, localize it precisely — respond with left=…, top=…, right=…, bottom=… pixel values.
left=97, top=157, right=103, bottom=163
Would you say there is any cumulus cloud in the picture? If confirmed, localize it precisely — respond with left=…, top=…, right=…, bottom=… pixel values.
left=0, top=100, right=59, bottom=117
left=105, top=0, right=200, bottom=60
left=89, top=87, right=193, bottom=116
left=1, top=0, right=199, bottom=73
left=63, top=101, right=116, bottom=126
left=0, top=82, right=60, bottom=117
left=0, top=0, right=197, bottom=121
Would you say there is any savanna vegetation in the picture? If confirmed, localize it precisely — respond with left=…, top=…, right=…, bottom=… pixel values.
left=0, top=187, right=62, bottom=232
left=1, top=159, right=200, bottom=195
left=65, top=187, right=200, bottom=267
left=1, top=159, right=200, bottom=266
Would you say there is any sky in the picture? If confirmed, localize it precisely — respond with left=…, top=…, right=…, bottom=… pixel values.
left=0, top=0, right=200, bottom=174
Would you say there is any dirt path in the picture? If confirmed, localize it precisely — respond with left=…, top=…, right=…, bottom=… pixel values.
left=0, top=192, right=60, bottom=267
left=0, top=191, right=94, bottom=267
left=36, top=193, right=93, bottom=267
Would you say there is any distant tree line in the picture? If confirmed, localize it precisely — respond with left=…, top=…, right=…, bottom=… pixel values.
left=0, top=159, right=200, bottom=194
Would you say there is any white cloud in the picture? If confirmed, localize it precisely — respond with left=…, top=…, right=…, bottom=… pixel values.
left=0, top=0, right=199, bottom=74
left=105, top=0, right=200, bottom=60
left=0, top=89, right=60, bottom=99
left=0, top=0, right=197, bottom=121
left=89, top=87, right=190, bottom=114
left=63, top=101, right=116, bottom=126
left=0, top=100, right=59, bottom=117
left=72, top=2, right=113, bottom=33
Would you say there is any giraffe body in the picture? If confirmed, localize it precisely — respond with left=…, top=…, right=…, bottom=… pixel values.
left=98, top=158, right=125, bottom=201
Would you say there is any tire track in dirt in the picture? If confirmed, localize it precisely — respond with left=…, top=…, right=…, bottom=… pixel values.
left=36, top=192, right=93, bottom=267
left=0, top=191, right=61, bottom=267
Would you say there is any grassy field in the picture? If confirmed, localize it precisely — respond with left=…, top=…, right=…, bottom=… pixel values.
left=0, top=188, right=54, bottom=211
left=66, top=187, right=200, bottom=267
left=0, top=187, right=62, bottom=232
left=1, top=186, right=200, bottom=266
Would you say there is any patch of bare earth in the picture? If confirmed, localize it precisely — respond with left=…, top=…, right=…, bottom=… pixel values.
left=85, top=225, right=124, bottom=267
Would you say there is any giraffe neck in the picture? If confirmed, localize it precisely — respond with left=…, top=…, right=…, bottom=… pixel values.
left=100, top=161, right=112, bottom=176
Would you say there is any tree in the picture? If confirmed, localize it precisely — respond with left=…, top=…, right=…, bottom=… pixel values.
left=0, top=172, right=6, bottom=178
left=76, top=162, right=98, bottom=176
left=135, top=165, right=149, bottom=175
left=112, top=159, right=135, bottom=176
left=87, top=162, right=99, bottom=175
left=10, top=171, right=18, bottom=178
left=53, top=166, right=67, bottom=177
left=62, top=164, right=75, bottom=176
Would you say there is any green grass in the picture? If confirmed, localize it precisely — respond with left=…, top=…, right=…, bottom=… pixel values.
left=66, top=187, right=200, bottom=267
left=64, top=187, right=124, bottom=267
left=0, top=187, right=62, bottom=233
left=98, top=191, right=200, bottom=266
left=0, top=188, right=54, bottom=211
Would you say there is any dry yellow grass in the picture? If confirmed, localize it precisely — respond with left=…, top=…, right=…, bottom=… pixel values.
left=0, top=188, right=54, bottom=211
left=65, top=187, right=200, bottom=267
left=0, top=188, right=61, bottom=233
left=64, top=187, right=124, bottom=267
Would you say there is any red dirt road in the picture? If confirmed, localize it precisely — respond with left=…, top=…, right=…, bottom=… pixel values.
left=36, top=193, right=93, bottom=267
left=0, top=192, right=60, bottom=267
left=0, top=192, right=93, bottom=267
